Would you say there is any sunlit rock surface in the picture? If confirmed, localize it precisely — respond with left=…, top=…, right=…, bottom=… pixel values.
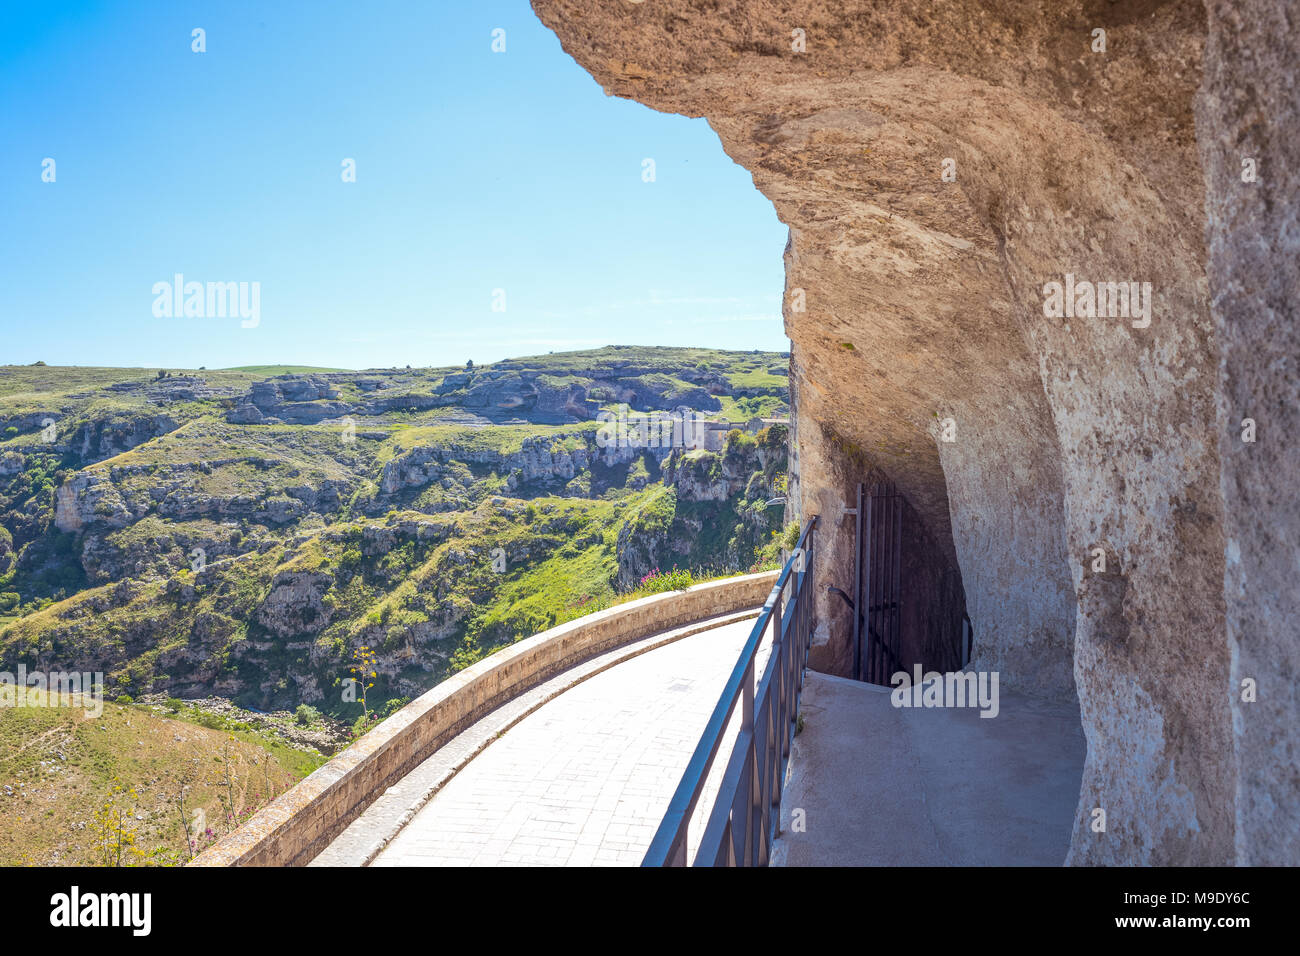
left=533, top=0, right=1296, bottom=865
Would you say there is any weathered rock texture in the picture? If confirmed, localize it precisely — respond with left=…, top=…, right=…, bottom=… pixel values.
left=533, top=0, right=1296, bottom=865
left=1195, top=0, right=1299, bottom=868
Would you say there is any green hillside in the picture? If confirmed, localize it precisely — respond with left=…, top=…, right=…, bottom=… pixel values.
left=0, top=346, right=792, bottom=863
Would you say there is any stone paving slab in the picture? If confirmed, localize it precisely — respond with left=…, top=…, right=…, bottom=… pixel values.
left=313, top=609, right=761, bottom=866
left=771, top=671, right=1086, bottom=866
left=367, top=613, right=768, bottom=867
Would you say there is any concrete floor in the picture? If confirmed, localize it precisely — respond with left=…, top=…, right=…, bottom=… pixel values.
left=772, top=672, right=1086, bottom=866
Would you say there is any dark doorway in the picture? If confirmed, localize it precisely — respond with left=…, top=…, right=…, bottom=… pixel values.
left=851, top=482, right=969, bottom=685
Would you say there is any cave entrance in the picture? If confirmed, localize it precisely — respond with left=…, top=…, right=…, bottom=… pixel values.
left=849, top=481, right=970, bottom=686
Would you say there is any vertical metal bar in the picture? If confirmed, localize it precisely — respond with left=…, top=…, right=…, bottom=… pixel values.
left=886, top=484, right=895, bottom=676
left=774, top=587, right=784, bottom=650
left=747, top=747, right=760, bottom=865
left=743, top=655, right=756, bottom=865
left=778, top=638, right=790, bottom=761
left=752, top=712, right=764, bottom=867
left=804, top=527, right=811, bottom=662
left=892, top=485, right=902, bottom=678
left=885, top=484, right=894, bottom=677
left=889, top=481, right=899, bottom=676
left=885, top=483, right=895, bottom=678
left=766, top=693, right=777, bottom=844
left=882, top=484, right=890, bottom=681
left=742, top=657, right=754, bottom=732
left=763, top=704, right=775, bottom=865
left=871, top=483, right=882, bottom=683
left=863, top=489, right=873, bottom=686
left=880, top=483, right=890, bottom=679
left=852, top=482, right=864, bottom=681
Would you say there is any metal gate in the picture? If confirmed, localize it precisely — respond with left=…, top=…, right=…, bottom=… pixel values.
left=853, top=482, right=903, bottom=685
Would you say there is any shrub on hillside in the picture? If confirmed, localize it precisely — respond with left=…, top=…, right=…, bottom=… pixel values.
left=636, top=567, right=694, bottom=594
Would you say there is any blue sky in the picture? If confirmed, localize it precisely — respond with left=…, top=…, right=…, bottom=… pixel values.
left=0, top=0, right=788, bottom=370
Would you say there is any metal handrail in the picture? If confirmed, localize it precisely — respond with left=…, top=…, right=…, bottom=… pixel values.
left=642, top=515, right=818, bottom=866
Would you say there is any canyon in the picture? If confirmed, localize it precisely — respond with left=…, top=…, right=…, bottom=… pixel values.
left=0, top=349, right=790, bottom=714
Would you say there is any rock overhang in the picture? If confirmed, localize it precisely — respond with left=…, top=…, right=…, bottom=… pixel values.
left=531, top=0, right=1297, bottom=865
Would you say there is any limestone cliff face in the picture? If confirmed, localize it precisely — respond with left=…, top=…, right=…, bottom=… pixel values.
left=533, top=0, right=1295, bottom=865
left=379, top=432, right=648, bottom=496
left=1195, top=0, right=1299, bottom=868
left=616, top=430, right=788, bottom=588
left=70, top=413, right=178, bottom=461
left=55, top=462, right=350, bottom=532
left=55, top=473, right=133, bottom=532
left=254, top=570, right=334, bottom=639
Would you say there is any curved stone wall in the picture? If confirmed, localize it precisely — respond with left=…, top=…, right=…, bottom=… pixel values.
left=190, top=571, right=777, bottom=866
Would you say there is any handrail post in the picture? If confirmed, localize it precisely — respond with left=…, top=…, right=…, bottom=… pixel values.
left=774, top=587, right=784, bottom=646
left=742, top=657, right=754, bottom=733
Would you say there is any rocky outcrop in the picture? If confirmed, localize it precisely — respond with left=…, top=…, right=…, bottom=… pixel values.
left=0, top=412, right=61, bottom=439
left=617, top=430, right=787, bottom=587
left=55, top=461, right=351, bottom=532
left=0, top=452, right=26, bottom=477
left=107, top=376, right=241, bottom=404
left=664, top=449, right=747, bottom=502
left=225, top=378, right=351, bottom=425
left=378, top=432, right=651, bottom=496
left=221, top=358, right=775, bottom=428
left=227, top=404, right=264, bottom=425
left=55, top=473, right=133, bottom=532
left=81, top=522, right=255, bottom=584
left=614, top=514, right=692, bottom=589
left=70, top=413, right=177, bottom=460
left=255, top=571, right=334, bottom=639
left=532, top=0, right=1296, bottom=866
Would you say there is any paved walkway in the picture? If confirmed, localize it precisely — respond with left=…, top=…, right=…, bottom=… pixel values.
left=366, top=615, right=761, bottom=867
left=316, top=610, right=1085, bottom=868
left=772, top=672, right=1086, bottom=866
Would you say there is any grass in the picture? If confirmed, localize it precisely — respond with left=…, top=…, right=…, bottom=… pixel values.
left=0, top=690, right=324, bottom=866
left=714, top=393, right=788, bottom=421
left=381, top=421, right=599, bottom=459
left=221, top=365, right=351, bottom=374
left=493, top=344, right=782, bottom=373
left=726, top=367, right=789, bottom=389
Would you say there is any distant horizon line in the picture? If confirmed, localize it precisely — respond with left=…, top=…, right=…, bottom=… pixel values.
left=4, top=342, right=794, bottom=374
